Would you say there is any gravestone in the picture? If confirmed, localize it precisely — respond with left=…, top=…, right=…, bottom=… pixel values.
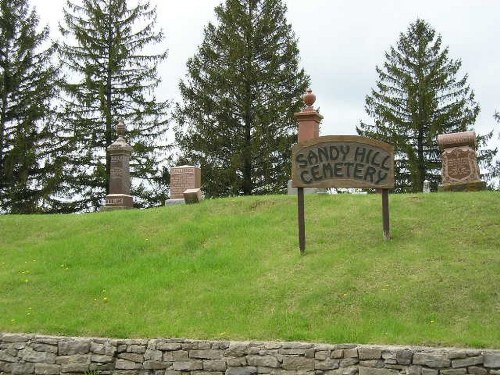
left=437, top=131, right=484, bottom=192
left=167, top=165, right=202, bottom=204
left=103, top=121, right=134, bottom=210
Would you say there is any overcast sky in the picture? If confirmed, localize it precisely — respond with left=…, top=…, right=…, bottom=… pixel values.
left=35, top=0, right=499, bottom=150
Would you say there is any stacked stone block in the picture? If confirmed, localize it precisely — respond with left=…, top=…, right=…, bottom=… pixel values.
left=1, top=333, right=499, bottom=375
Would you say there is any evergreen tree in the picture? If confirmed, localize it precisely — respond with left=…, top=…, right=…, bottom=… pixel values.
left=357, top=19, right=483, bottom=193
left=58, top=0, right=169, bottom=211
left=174, top=0, right=309, bottom=197
left=0, top=0, right=64, bottom=213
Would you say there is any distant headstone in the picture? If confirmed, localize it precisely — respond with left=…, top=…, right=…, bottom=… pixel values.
left=167, top=165, right=202, bottom=204
left=103, top=121, right=134, bottom=210
left=287, top=180, right=320, bottom=195
left=437, top=131, right=484, bottom=192
left=423, top=180, right=431, bottom=193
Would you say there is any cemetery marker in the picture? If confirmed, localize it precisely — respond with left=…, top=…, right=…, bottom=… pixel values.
left=293, top=90, right=395, bottom=253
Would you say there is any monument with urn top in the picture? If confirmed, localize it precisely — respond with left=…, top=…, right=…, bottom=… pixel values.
left=102, top=121, right=134, bottom=210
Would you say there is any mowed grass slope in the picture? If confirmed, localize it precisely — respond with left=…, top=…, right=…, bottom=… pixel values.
left=0, top=192, right=499, bottom=348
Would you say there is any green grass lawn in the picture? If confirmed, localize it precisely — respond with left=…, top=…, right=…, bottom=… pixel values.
left=0, top=191, right=499, bottom=348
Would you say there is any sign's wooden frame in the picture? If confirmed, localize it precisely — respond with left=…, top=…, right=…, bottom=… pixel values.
left=292, top=135, right=395, bottom=253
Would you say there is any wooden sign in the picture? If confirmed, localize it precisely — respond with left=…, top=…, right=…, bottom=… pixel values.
left=292, top=135, right=395, bottom=253
left=292, top=135, right=394, bottom=189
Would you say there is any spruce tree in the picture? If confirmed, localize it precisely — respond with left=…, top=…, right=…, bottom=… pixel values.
left=174, top=0, right=309, bottom=197
left=357, top=19, right=482, bottom=192
left=58, top=0, right=169, bottom=211
left=0, top=0, right=64, bottom=213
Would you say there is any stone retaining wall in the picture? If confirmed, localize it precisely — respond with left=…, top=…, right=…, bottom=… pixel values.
left=1, top=333, right=499, bottom=375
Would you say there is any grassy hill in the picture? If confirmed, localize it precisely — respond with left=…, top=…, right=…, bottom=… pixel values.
left=0, top=192, right=499, bottom=348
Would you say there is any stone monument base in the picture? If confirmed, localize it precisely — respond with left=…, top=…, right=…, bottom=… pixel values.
left=165, top=199, right=185, bottom=206
left=438, top=180, right=485, bottom=192
left=102, top=194, right=134, bottom=211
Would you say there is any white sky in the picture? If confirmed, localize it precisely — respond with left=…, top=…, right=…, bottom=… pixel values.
left=35, top=0, right=499, bottom=150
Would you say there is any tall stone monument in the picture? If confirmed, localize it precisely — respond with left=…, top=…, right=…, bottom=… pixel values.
left=437, top=131, right=484, bottom=192
left=103, top=121, right=134, bottom=210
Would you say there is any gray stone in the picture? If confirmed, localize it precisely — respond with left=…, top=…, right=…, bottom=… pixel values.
left=226, top=366, right=258, bottom=375
left=128, top=344, right=147, bottom=353
left=358, top=347, right=382, bottom=360
left=413, top=352, right=450, bottom=368
left=226, top=343, right=250, bottom=357
left=421, top=369, right=438, bottom=375
left=55, top=354, right=89, bottom=364
left=247, top=355, right=279, bottom=368
left=143, top=360, right=168, bottom=370
left=451, top=356, right=483, bottom=368
left=11, top=362, right=35, bottom=374
left=21, top=347, right=56, bottom=363
left=331, top=350, right=343, bottom=359
left=173, top=360, right=203, bottom=371
left=115, top=359, right=141, bottom=370
left=279, top=348, right=307, bottom=355
left=118, top=352, right=144, bottom=362
left=484, top=353, right=500, bottom=368
left=91, top=354, right=114, bottom=363
left=407, top=365, right=422, bottom=375
left=227, top=357, right=247, bottom=367
left=324, top=369, right=357, bottom=375
left=34, top=337, right=59, bottom=346
left=32, top=343, right=58, bottom=354
left=395, top=349, right=413, bottom=365
left=0, top=350, right=17, bottom=362
left=145, top=349, right=163, bottom=361
left=282, top=356, right=315, bottom=371
left=164, top=350, right=189, bottom=361
left=315, top=351, right=330, bottom=360
left=440, top=369, right=466, bottom=375
left=339, top=358, right=358, bottom=367
left=281, top=342, right=313, bottom=349
left=468, top=366, right=488, bottom=375
left=34, top=363, right=60, bottom=374
left=2, top=334, right=29, bottom=343
left=315, top=359, right=339, bottom=370
left=359, top=367, right=399, bottom=375
left=58, top=340, right=91, bottom=355
left=61, top=362, right=90, bottom=373
left=343, top=349, right=358, bottom=358
left=359, top=359, right=384, bottom=368
left=157, top=342, right=182, bottom=351
left=191, top=349, right=224, bottom=359
left=204, top=360, right=227, bottom=371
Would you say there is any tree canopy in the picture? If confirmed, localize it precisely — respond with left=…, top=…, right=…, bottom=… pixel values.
left=0, top=0, right=64, bottom=213
left=357, top=19, right=487, bottom=192
left=58, top=0, right=169, bottom=211
left=174, top=0, right=309, bottom=197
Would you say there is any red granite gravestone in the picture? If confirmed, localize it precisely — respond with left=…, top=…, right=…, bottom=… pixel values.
left=437, top=131, right=485, bottom=192
left=102, top=121, right=134, bottom=210
left=167, top=165, right=202, bottom=204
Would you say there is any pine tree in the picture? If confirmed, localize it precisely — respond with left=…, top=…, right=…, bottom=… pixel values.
left=58, top=0, right=169, bottom=211
left=174, top=0, right=309, bottom=197
left=357, top=19, right=483, bottom=193
left=0, top=0, right=64, bottom=213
